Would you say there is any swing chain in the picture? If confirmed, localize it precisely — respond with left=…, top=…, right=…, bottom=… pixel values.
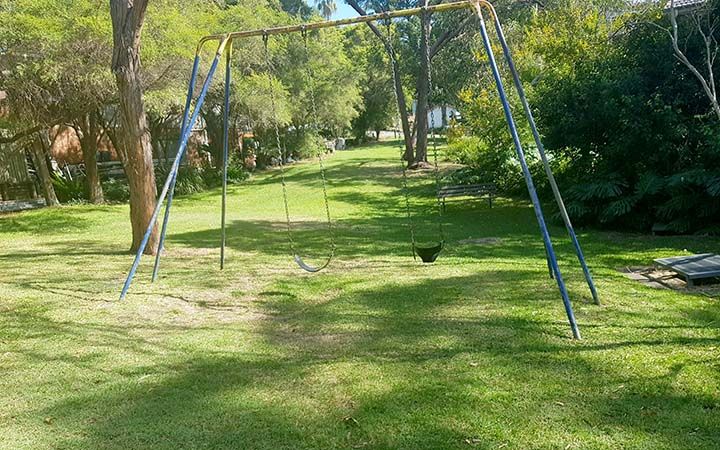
left=262, top=32, right=297, bottom=254
left=423, top=9, right=446, bottom=245
left=385, top=17, right=417, bottom=260
left=302, top=28, right=336, bottom=256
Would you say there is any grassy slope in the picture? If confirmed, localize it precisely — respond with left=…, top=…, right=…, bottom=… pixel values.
left=0, top=143, right=718, bottom=450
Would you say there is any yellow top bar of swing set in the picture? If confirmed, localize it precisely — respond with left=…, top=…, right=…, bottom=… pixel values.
left=198, top=0, right=495, bottom=55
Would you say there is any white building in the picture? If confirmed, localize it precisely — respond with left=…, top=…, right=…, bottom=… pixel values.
left=411, top=101, right=460, bottom=130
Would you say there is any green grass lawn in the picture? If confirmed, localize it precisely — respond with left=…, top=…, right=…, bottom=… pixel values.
left=1, top=143, right=719, bottom=449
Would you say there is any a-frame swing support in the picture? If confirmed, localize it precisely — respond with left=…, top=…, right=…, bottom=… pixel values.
left=118, top=0, right=597, bottom=340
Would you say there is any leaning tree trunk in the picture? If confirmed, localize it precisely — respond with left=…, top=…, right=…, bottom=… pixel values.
left=344, top=0, right=415, bottom=162
left=110, top=0, right=159, bottom=255
left=413, top=10, right=432, bottom=166
left=78, top=112, right=104, bottom=204
left=390, top=55, right=415, bottom=163
left=29, top=134, right=59, bottom=206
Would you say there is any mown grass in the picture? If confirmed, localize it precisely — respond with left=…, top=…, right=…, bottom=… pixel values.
left=0, top=142, right=718, bottom=450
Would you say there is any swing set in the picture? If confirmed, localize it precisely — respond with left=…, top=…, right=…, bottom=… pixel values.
left=119, top=0, right=599, bottom=340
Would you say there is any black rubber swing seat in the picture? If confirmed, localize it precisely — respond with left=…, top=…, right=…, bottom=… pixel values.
left=414, top=243, right=444, bottom=264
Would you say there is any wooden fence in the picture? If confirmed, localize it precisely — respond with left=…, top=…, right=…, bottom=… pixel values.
left=0, top=143, right=37, bottom=201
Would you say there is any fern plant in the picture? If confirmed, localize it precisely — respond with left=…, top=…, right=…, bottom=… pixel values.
left=561, top=170, right=720, bottom=234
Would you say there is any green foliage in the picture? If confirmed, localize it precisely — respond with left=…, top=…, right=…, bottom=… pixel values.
left=155, top=160, right=250, bottom=198
left=347, top=27, right=395, bottom=142
left=314, top=0, right=337, bottom=20
left=102, top=178, right=130, bottom=203
left=225, top=158, right=250, bottom=184
left=529, top=2, right=720, bottom=233
left=0, top=0, right=219, bottom=127
left=97, top=158, right=250, bottom=205
left=455, top=0, right=720, bottom=233
left=444, top=135, right=520, bottom=192
left=0, top=0, right=114, bottom=125
left=564, top=169, right=720, bottom=233
left=447, top=79, right=533, bottom=194
left=277, top=27, right=362, bottom=135
left=286, top=131, right=325, bottom=160
left=51, top=173, right=87, bottom=204
left=233, top=73, right=293, bottom=131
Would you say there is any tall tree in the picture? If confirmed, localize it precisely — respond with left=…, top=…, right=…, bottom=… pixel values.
left=72, top=111, right=105, bottom=203
left=0, top=0, right=114, bottom=204
left=29, top=132, right=60, bottom=207
left=666, top=0, right=720, bottom=120
left=345, top=0, right=416, bottom=163
left=347, top=27, right=396, bottom=141
left=110, top=0, right=159, bottom=254
left=316, top=0, right=338, bottom=19
left=345, top=0, right=475, bottom=165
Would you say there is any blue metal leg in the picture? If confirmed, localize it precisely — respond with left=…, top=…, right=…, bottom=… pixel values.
left=489, top=11, right=599, bottom=305
left=120, top=39, right=229, bottom=301
left=545, top=248, right=555, bottom=280
left=152, top=55, right=201, bottom=282
left=476, top=9, right=581, bottom=339
left=221, top=43, right=233, bottom=270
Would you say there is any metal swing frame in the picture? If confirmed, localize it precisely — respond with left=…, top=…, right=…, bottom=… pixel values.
left=119, top=0, right=598, bottom=340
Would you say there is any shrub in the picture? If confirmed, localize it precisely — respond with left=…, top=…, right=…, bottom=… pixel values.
left=51, top=173, right=87, bottom=203
left=445, top=119, right=465, bottom=145
left=444, top=135, right=522, bottom=193
left=155, top=159, right=250, bottom=198
left=531, top=6, right=720, bottom=233
left=288, top=131, right=325, bottom=160
left=563, top=170, right=720, bottom=233
left=171, top=166, right=206, bottom=196
left=102, top=178, right=130, bottom=203
left=226, top=157, right=250, bottom=183
left=454, top=1, right=720, bottom=233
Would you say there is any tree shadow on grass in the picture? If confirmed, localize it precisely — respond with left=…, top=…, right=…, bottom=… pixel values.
left=3, top=142, right=720, bottom=448
left=248, top=144, right=456, bottom=207
left=11, top=271, right=719, bottom=449
left=247, top=273, right=720, bottom=448
left=167, top=187, right=554, bottom=262
left=0, top=243, right=128, bottom=261
left=0, top=206, right=109, bottom=235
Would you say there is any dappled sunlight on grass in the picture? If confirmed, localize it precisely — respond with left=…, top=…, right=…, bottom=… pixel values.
left=0, top=143, right=719, bottom=449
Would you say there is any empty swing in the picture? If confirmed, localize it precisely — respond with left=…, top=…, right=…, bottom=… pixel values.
left=401, top=137, right=446, bottom=264
left=262, top=31, right=335, bottom=273
left=386, top=17, right=445, bottom=264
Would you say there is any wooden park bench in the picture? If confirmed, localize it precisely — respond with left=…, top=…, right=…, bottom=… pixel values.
left=437, top=183, right=496, bottom=211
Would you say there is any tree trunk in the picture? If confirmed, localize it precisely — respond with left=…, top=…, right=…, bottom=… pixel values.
left=668, top=3, right=720, bottom=121
left=99, top=110, right=124, bottom=165
left=344, top=0, right=415, bottom=162
left=29, top=135, right=59, bottom=206
left=110, top=0, right=159, bottom=255
left=414, top=10, right=432, bottom=165
left=391, top=57, right=415, bottom=163
left=77, top=112, right=104, bottom=204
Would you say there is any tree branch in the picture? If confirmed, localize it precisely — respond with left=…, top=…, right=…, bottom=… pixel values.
left=429, top=14, right=474, bottom=59
left=144, top=63, right=177, bottom=92
left=0, top=118, right=64, bottom=144
left=669, top=0, right=720, bottom=120
left=345, top=0, right=393, bottom=53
